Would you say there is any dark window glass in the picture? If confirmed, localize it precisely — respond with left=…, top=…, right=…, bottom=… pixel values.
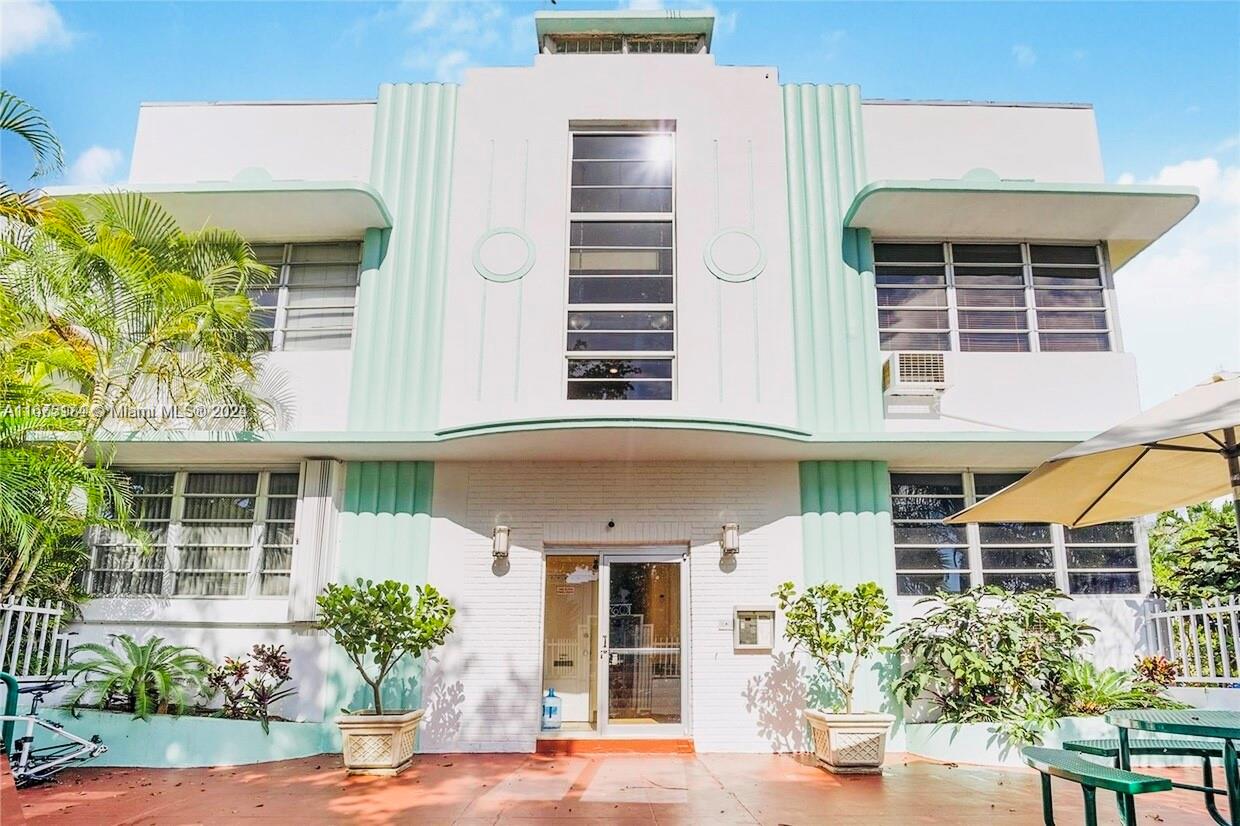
left=1035, top=289, right=1104, bottom=308
left=268, top=473, right=300, bottom=495
left=567, top=359, right=674, bottom=379
left=956, top=288, right=1026, bottom=308
left=877, top=287, right=948, bottom=308
left=982, top=572, right=1057, bottom=591
left=572, top=161, right=672, bottom=188
left=974, top=473, right=1026, bottom=495
left=895, top=548, right=970, bottom=570
left=897, top=572, right=971, bottom=596
left=958, top=311, right=1028, bottom=331
left=874, top=243, right=944, bottom=263
left=891, top=474, right=964, bottom=496
left=1037, top=311, right=1108, bottom=330
left=981, top=547, right=1055, bottom=569
left=127, top=473, right=175, bottom=496
left=185, top=473, right=258, bottom=495
left=567, top=380, right=673, bottom=400
left=875, top=265, right=947, bottom=285
left=1067, top=546, right=1139, bottom=569
left=1032, top=266, right=1103, bottom=287
left=567, top=332, right=674, bottom=352
left=952, top=244, right=1022, bottom=264
left=1040, top=333, right=1111, bottom=352
left=978, top=523, right=1052, bottom=544
left=894, top=523, right=968, bottom=545
left=573, top=135, right=665, bottom=160
left=571, top=188, right=672, bottom=213
left=959, top=332, right=1030, bottom=352
left=1030, top=245, right=1098, bottom=265
left=568, top=311, right=674, bottom=331
left=880, top=331, right=951, bottom=351
left=1068, top=572, right=1140, bottom=594
left=879, top=309, right=950, bottom=330
left=570, top=221, right=673, bottom=247
left=893, top=497, right=965, bottom=521
left=1066, top=523, right=1136, bottom=544
left=953, top=266, right=1024, bottom=286
left=569, top=277, right=674, bottom=304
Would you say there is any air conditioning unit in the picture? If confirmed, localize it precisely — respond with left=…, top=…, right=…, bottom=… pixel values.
left=882, top=352, right=947, bottom=397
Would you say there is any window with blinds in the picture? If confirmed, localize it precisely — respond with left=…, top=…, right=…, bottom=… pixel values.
left=250, top=242, right=361, bottom=351
left=875, top=242, right=1112, bottom=353
left=566, top=131, right=676, bottom=400
left=85, top=470, right=301, bottom=598
left=891, top=471, right=1142, bottom=596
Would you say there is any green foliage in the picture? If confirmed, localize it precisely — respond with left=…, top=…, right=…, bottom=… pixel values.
left=1149, top=502, right=1239, bottom=600
left=773, top=581, right=892, bottom=713
left=1059, top=661, right=1186, bottom=717
left=0, top=90, right=62, bottom=224
left=0, top=190, right=275, bottom=601
left=64, top=634, right=214, bottom=720
left=317, top=579, right=455, bottom=715
left=1134, top=654, right=1180, bottom=687
left=205, top=644, right=297, bottom=735
left=893, top=587, right=1095, bottom=744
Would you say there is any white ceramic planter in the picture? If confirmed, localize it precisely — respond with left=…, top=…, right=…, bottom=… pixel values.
left=804, top=709, right=896, bottom=774
left=336, top=709, right=424, bottom=776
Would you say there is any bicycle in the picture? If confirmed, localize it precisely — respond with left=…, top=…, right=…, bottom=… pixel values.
left=1, top=671, right=107, bottom=788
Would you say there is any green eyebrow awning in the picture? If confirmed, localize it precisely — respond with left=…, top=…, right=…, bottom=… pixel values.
left=44, top=179, right=392, bottom=242
left=844, top=178, right=1198, bottom=269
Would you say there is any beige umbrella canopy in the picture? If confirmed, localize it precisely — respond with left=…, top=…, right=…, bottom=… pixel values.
left=946, top=373, right=1240, bottom=540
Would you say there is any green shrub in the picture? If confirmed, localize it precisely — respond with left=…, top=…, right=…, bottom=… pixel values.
left=206, top=644, right=297, bottom=734
left=1150, top=502, right=1239, bottom=599
left=893, top=587, right=1094, bottom=743
left=773, top=581, right=892, bottom=713
left=1059, top=661, right=1186, bottom=716
left=1134, top=654, right=1180, bottom=687
left=65, top=634, right=213, bottom=719
left=317, top=578, right=455, bottom=715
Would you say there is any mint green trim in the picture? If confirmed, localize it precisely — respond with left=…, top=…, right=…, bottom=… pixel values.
left=704, top=228, right=766, bottom=283
left=799, top=460, right=897, bottom=714
left=45, top=180, right=393, bottom=228
left=349, top=83, right=458, bottom=431
left=782, top=84, right=882, bottom=434
left=37, top=709, right=336, bottom=768
left=844, top=178, right=1200, bottom=228
left=328, top=461, right=435, bottom=716
left=534, top=10, right=714, bottom=49
left=473, top=227, right=536, bottom=283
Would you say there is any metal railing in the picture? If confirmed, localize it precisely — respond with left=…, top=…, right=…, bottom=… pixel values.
left=0, top=599, right=74, bottom=681
left=1145, top=596, right=1240, bottom=685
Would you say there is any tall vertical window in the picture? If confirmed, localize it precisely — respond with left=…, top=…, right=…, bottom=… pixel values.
left=250, top=242, right=361, bottom=351
left=566, top=130, right=675, bottom=400
left=875, top=242, right=1112, bottom=353
left=85, top=470, right=301, bottom=598
left=891, top=471, right=1142, bottom=596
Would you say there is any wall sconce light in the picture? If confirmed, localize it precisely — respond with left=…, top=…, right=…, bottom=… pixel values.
left=492, top=525, right=510, bottom=560
left=720, top=523, right=740, bottom=556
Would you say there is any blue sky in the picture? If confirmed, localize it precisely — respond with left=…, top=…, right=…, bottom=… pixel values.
left=1, top=0, right=1237, bottom=404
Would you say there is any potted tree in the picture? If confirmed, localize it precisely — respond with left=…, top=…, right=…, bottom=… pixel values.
left=317, top=578, right=455, bottom=775
left=774, top=581, right=894, bottom=774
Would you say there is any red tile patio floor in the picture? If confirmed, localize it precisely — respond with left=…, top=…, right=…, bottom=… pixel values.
left=7, top=752, right=1220, bottom=825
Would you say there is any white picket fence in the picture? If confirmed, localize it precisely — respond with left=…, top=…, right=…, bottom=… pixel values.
left=1145, top=596, right=1240, bottom=685
left=0, top=599, right=74, bottom=681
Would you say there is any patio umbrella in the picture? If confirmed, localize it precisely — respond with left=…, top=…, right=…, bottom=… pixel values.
left=945, top=372, right=1240, bottom=543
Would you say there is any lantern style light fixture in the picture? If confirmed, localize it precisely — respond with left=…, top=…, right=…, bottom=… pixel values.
left=720, top=523, right=740, bottom=556
left=492, top=525, right=510, bottom=560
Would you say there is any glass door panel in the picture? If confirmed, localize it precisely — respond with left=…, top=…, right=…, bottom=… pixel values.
left=603, top=558, right=682, bottom=728
left=542, top=555, right=598, bottom=725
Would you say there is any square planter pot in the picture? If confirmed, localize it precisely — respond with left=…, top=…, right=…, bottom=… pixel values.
left=336, top=709, right=424, bottom=776
left=804, top=709, right=895, bottom=774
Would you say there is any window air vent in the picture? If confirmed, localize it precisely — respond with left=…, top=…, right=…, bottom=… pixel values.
left=883, top=352, right=947, bottom=394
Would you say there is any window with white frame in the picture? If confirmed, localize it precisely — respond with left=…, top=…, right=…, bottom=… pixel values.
left=546, top=34, right=705, bottom=54
left=891, top=471, right=1141, bottom=596
left=566, top=130, right=675, bottom=400
left=250, top=242, right=361, bottom=351
left=875, top=242, right=1112, bottom=353
left=85, top=470, right=300, bottom=598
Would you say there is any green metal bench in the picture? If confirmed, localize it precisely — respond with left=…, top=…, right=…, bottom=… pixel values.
left=1064, top=738, right=1228, bottom=825
left=1022, top=745, right=1171, bottom=826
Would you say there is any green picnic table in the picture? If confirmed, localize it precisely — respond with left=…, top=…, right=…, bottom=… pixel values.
left=1106, top=709, right=1240, bottom=826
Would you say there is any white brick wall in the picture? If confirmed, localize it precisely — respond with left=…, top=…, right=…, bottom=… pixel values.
left=421, top=461, right=808, bottom=753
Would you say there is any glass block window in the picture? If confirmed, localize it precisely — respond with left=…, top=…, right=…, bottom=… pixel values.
left=85, top=469, right=301, bottom=598
left=250, top=242, right=361, bottom=351
left=875, top=242, right=1112, bottom=353
left=567, top=130, right=675, bottom=400
left=891, top=471, right=1143, bottom=596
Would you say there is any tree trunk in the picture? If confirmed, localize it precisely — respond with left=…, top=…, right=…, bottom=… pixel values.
left=371, top=680, right=383, bottom=716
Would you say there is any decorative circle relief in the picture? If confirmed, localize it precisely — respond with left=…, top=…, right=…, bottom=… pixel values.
left=704, top=228, right=766, bottom=283
left=473, top=227, right=536, bottom=283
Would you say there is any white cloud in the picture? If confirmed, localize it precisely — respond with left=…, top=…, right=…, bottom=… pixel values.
left=1012, top=44, right=1037, bottom=67
left=66, top=146, right=123, bottom=185
left=433, top=49, right=470, bottom=83
left=820, top=29, right=846, bottom=61
left=1115, top=154, right=1240, bottom=405
left=0, top=0, right=71, bottom=62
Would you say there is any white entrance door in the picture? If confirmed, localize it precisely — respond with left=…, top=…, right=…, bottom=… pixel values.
left=598, top=552, right=687, bottom=737
left=542, top=555, right=599, bottom=724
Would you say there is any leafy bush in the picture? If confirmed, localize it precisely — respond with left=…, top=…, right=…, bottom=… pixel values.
left=893, top=587, right=1095, bottom=743
left=773, top=581, right=892, bottom=713
left=1060, top=661, right=1186, bottom=716
left=206, top=644, right=297, bottom=734
left=1134, top=654, right=1180, bottom=687
left=317, top=578, right=455, bottom=715
left=1150, top=502, right=1239, bottom=599
left=65, top=634, right=213, bottom=719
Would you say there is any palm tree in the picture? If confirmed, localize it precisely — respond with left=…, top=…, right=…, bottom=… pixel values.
left=0, top=192, right=274, bottom=599
left=0, top=90, right=63, bottom=223
left=65, top=634, right=214, bottom=718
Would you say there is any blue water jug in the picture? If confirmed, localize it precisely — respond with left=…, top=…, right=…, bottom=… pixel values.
left=541, top=688, right=562, bottom=730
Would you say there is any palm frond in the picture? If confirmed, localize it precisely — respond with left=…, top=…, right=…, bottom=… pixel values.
left=0, top=91, right=63, bottom=177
